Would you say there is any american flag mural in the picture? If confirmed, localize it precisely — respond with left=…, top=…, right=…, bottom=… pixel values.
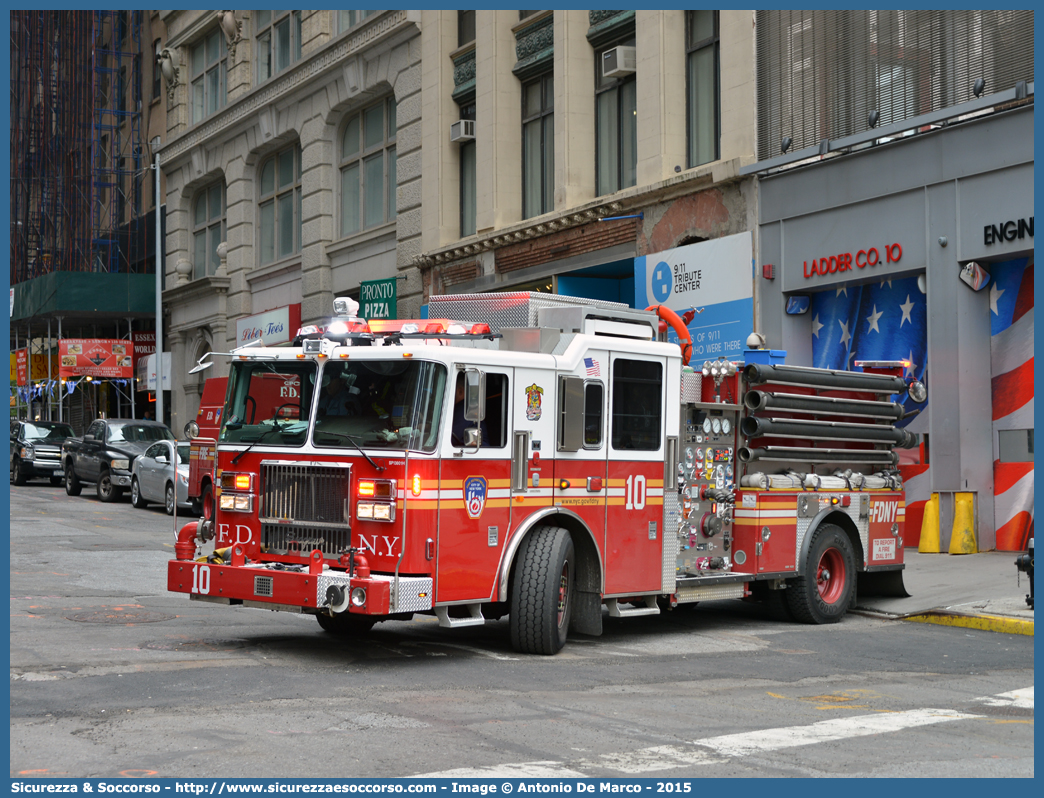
left=584, top=357, right=600, bottom=377
left=990, top=257, right=1034, bottom=552
left=812, top=276, right=930, bottom=543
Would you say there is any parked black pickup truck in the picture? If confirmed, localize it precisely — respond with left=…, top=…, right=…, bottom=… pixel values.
left=62, top=418, right=175, bottom=502
left=10, top=419, right=75, bottom=485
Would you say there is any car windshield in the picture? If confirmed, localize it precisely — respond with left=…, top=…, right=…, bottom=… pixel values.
left=176, top=443, right=191, bottom=465
left=220, top=361, right=316, bottom=446
left=107, top=424, right=175, bottom=444
left=22, top=422, right=74, bottom=441
left=312, top=360, right=446, bottom=453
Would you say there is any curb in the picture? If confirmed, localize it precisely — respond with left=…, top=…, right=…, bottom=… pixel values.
left=903, top=610, right=1034, bottom=636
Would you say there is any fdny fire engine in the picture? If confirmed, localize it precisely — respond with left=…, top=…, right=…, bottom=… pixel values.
left=170, top=292, right=922, bottom=654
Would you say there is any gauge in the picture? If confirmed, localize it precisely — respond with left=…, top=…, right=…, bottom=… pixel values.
left=721, top=418, right=732, bottom=435
left=685, top=447, right=694, bottom=461
left=712, top=417, right=722, bottom=434
left=726, top=465, right=734, bottom=477
left=703, top=417, right=713, bottom=434
left=694, top=448, right=703, bottom=462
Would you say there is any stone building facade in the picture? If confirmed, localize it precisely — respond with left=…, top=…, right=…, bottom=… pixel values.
left=157, top=10, right=422, bottom=432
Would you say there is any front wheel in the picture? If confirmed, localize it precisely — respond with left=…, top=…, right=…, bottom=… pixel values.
left=64, top=466, right=82, bottom=496
left=165, top=482, right=176, bottom=515
left=509, top=525, right=575, bottom=655
left=130, top=478, right=148, bottom=509
left=786, top=524, right=856, bottom=624
left=12, top=458, right=27, bottom=486
left=96, top=470, right=123, bottom=503
left=200, top=482, right=214, bottom=521
left=316, top=613, right=376, bottom=635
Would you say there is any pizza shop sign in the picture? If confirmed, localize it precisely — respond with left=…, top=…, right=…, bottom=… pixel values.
left=801, top=242, right=903, bottom=279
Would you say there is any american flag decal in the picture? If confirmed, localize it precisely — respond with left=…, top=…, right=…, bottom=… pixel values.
left=584, top=357, right=600, bottom=376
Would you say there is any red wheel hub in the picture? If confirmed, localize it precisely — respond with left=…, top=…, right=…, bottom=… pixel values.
left=816, top=547, right=846, bottom=604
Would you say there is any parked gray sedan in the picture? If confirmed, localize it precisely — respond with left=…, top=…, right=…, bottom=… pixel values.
left=129, top=440, right=193, bottom=515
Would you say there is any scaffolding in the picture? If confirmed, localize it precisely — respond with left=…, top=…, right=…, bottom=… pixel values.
left=10, top=11, right=145, bottom=286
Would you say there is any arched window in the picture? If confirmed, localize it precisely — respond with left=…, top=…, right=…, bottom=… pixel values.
left=340, top=97, right=397, bottom=237
left=258, top=143, right=301, bottom=265
left=192, top=182, right=225, bottom=279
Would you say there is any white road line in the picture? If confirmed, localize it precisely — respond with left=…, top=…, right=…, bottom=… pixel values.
left=976, top=686, right=1033, bottom=709
left=693, top=708, right=981, bottom=758
left=576, top=745, right=726, bottom=774
left=411, top=762, right=587, bottom=778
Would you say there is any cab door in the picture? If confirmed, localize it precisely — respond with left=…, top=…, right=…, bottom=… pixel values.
left=604, top=354, right=668, bottom=595
left=435, top=366, right=514, bottom=603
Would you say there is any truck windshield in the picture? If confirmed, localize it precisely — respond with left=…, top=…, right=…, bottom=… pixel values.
left=312, top=360, right=446, bottom=453
left=220, top=361, right=317, bottom=446
left=23, top=422, right=74, bottom=441
left=108, top=424, right=175, bottom=443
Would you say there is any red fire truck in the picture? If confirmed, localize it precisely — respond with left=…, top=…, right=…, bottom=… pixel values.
left=168, top=293, right=921, bottom=654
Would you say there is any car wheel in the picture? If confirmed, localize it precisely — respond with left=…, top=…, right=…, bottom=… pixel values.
left=509, top=525, right=575, bottom=655
left=165, top=482, right=176, bottom=515
left=64, top=466, right=82, bottom=496
left=96, top=470, right=123, bottom=503
left=130, top=478, right=149, bottom=509
left=49, top=475, right=63, bottom=486
left=12, top=458, right=27, bottom=486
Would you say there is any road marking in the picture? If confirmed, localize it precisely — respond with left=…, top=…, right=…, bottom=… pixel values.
left=693, top=708, right=980, bottom=758
left=976, top=686, right=1033, bottom=709
left=412, top=705, right=989, bottom=777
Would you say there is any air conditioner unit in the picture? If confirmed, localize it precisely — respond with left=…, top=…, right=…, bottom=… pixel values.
left=602, top=45, right=636, bottom=79
left=450, top=119, right=476, bottom=143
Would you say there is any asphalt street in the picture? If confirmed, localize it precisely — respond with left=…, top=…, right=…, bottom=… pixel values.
left=9, top=480, right=1034, bottom=779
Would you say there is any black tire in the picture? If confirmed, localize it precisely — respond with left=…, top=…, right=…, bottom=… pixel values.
left=509, top=525, right=575, bottom=655
left=786, top=524, right=856, bottom=624
left=12, top=458, right=27, bottom=486
left=49, top=475, right=63, bottom=486
left=165, top=482, right=176, bottom=515
left=316, top=612, right=376, bottom=635
left=96, top=470, right=123, bottom=502
left=130, top=478, right=149, bottom=509
left=64, top=466, right=82, bottom=496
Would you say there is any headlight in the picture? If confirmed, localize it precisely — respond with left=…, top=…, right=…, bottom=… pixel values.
left=110, top=459, right=130, bottom=471
left=350, top=587, right=367, bottom=607
left=219, top=494, right=253, bottom=512
left=20, top=446, right=34, bottom=460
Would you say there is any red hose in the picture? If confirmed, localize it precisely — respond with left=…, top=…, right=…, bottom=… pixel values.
left=646, top=305, right=693, bottom=365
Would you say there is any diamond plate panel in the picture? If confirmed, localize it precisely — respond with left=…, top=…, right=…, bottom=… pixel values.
left=662, top=491, right=679, bottom=593
left=681, top=372, right=702, bottom=403
left=392, top=576, right=434, bottom=613
left=675, top=582, right=746, bottom=602
left=316, top=572, right=352, bottom=607
left=428, top=292, right=627, bottom=333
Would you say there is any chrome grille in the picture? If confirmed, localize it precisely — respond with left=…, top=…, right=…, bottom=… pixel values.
left=260, top=462, right=352, bottom=556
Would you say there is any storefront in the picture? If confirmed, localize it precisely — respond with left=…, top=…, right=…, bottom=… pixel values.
left=754, top=104, right=1033, bottom=551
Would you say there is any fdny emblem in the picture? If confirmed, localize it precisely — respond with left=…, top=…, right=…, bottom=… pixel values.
left=464, top=476, right=487, bottom=520
left=525, top=383, right=544, bottom=421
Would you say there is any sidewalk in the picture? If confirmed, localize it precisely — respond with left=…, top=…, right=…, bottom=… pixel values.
left=854, top=549, right=1034, bottom=635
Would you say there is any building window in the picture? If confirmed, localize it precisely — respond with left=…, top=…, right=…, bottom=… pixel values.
left=153, top=39, right=162, bottom=101
left=519, top=11, right=541, bottom=21
left=338, top=10, right=375, bottom=34
left=256, top=10, right=302, bottom=82
left=193, top=183, right=225, bottom=279
left=191, top=29, right=227, bottom=124
left=340, top=97, right=397, bottom=237
left=522, top=72, right=554, bottom=219
left=258, top=144, right=301, bottom=265
left=596, top=37, right=637, bottom=196
left=459, top=102, right=477, bottom=237
left=686, top=10, right=719, bottom=168
left=458, top=10, right=476, bottom=46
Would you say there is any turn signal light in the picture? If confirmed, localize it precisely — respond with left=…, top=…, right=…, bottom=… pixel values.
left=358, top=480, right=375, bottom=497
left=411, top=474, right=422, bottom=496
left=219, top=472, right=253, bottom=491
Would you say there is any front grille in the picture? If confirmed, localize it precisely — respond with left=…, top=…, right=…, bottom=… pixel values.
left=260, top=462, right=352, bottom=556
left=34, top=449, right=61, bottom=463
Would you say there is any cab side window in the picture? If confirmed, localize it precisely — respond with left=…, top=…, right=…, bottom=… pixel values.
left=450, top=372, right=508, bottom=448
left=87, top=421, right=105, bottom=439
left=611, top=359, right=662, bottom=451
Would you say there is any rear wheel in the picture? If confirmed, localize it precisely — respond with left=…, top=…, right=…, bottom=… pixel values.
left=64, top=466, right=82, bottom=496
left=200, top=482, right=214, bottom=521
left=97, top=470, right=123, bottom=502
left=786, top=524, right=856, bottom=624
left=12, top=459, right=27, bottom=486
left=130, top=478, right=148, bottom=509
left=165, top=482, right=176, bottom=515
left=316, top=613, right=376, bottom=635
left=509, top=525, right=575, bottom=655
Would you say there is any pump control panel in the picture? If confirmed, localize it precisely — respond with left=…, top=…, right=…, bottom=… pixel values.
left=677, top=403, right=741, bottom=575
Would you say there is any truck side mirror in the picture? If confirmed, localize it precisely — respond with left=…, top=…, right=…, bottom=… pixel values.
left=464, top=369, right=485, bottom=422
left=84, top=434, right=95, bottom=442
left=184, top=421, right=200, bottom=438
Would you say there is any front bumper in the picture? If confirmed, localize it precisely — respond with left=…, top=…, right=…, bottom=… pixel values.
left=167, top=558, right=433, bottom=616
left=22, top=459, right=63, bottom=477
left=111, top=470, right=133, bottom=488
